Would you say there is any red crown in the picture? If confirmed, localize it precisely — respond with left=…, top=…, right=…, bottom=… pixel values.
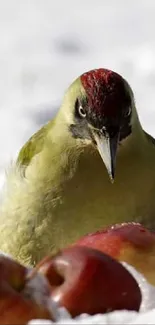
left=81, top=69, right=129, bottom=118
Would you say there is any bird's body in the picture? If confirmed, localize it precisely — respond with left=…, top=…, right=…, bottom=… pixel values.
left=0, top=69, right=155, bottom=266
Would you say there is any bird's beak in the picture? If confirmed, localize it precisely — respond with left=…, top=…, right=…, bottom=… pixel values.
left=93, top=130, right=120, bottom=182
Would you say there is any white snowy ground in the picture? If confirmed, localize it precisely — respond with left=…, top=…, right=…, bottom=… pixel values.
left=1, top=0, right=155, bottom=323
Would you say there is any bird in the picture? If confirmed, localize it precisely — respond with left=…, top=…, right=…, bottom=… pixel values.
left=0, top=67, right=155, bottom=266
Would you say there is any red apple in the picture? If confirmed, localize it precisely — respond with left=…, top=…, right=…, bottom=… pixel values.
left=73, top=223, right=155, bottom=285
left=36, top=246, right=141, bottom=317
left=0, top=283, right=51, bottom=325
left=0, top=255, right=26, bottom=291
left=0, top=255, right=53, bottom=324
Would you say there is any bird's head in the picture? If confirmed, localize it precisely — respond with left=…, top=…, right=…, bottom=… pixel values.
left=60, top=68, right=136, bottom=182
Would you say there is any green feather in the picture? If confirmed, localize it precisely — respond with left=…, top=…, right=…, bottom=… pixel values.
left=1, top=75, right=155, bottom=267
left=17, top=123, right=51, bottom=170
left=145, top=131, right=155, bottom=146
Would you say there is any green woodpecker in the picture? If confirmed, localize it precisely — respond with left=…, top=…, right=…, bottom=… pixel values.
left=0, top=68, right=155, bottom=266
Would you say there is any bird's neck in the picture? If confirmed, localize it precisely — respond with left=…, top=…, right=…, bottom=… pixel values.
left=118, top=112, right=148, bottom=159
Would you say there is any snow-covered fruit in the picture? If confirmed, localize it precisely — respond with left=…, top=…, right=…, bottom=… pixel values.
left=36, top=246, right=141, bottom=317
left=73, top=222, right=155, bottom=285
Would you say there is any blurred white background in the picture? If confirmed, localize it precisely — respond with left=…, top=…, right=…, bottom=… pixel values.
left=0, top=0, right=155, bottom=186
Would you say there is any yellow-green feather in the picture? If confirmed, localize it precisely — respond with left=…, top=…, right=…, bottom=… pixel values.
left=1, top=76, right=155, bottom=267
left=17, top=121, right=55, bottom=170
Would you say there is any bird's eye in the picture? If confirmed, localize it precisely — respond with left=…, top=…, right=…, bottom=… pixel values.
left=124, top=107, right=131, bottom=117
left=75, top=98, right=86, bottom=118
left=78, top=105, right=86, bottom=118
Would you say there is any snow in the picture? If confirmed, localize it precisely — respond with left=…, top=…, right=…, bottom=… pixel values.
left=1, top=0, right=155, bottom=323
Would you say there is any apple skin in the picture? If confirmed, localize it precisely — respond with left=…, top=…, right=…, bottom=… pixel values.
left=0, top=255, right=52, bottom=325
left=36, top=246, right=141, bottom=317
left=73, top=223, right=155, bottom=285
left=0, top=283, right=51, bottom=325
left=0, top=255, right=26, bottom=291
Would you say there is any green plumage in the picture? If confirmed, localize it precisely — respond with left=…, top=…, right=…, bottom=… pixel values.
left=17, top=124, right=49, bottom=170
left=0, top=75, right=155, bottom=267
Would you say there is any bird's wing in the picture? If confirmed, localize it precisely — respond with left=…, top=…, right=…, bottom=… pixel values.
left=17, top=125, right=48, bottom=171
left=144, top=131, right=155, bottom=146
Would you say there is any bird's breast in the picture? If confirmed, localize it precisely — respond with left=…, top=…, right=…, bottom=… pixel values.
left=45, top=149, right=155, bottom=250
